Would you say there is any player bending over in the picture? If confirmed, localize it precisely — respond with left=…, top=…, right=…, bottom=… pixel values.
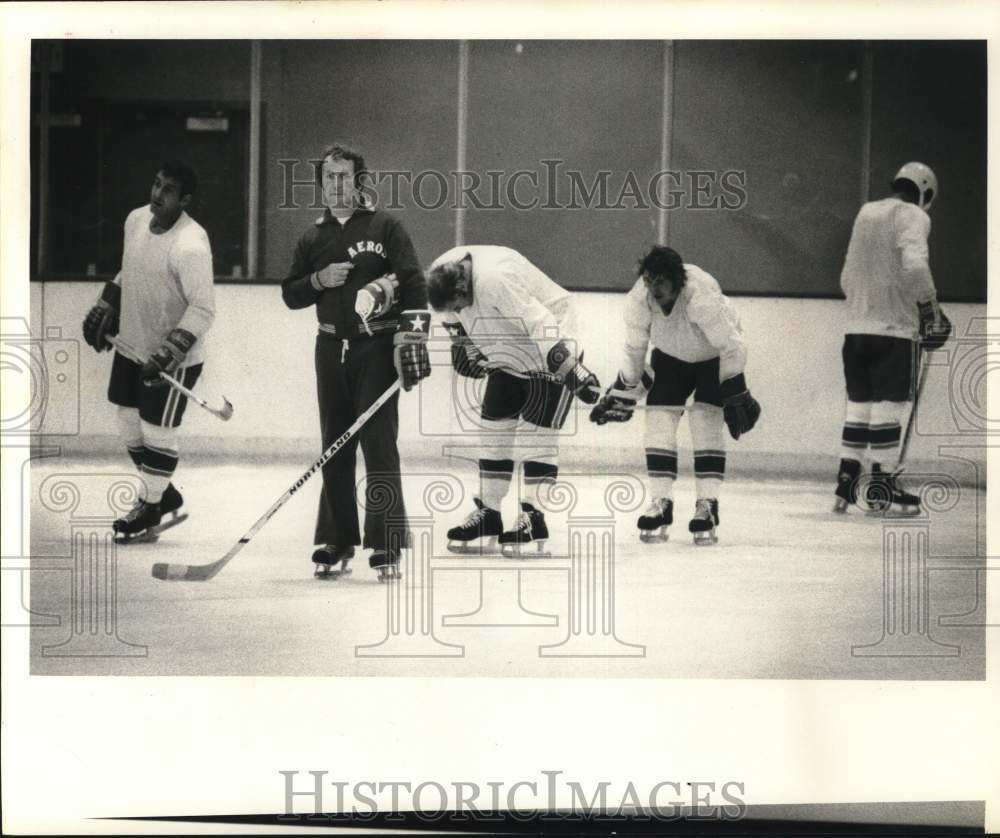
left=427, top=246, right=600, bottom=557
left=82, top=160, right=216, bottom=543
left=590, top=245, right=760, bottom=545
left=833, top=162, right=951, bottom=515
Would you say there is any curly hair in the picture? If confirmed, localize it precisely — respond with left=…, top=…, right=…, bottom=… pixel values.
left=638, top=245, right=687, bottom=292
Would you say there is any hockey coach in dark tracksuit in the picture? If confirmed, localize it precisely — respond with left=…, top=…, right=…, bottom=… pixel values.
left=282, top=143, right=430, bottom=581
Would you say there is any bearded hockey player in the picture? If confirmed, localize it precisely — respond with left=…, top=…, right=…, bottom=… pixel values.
left=833, top=162, right=951, bottom=515
left=427, top=246, right=600, bottom=558
left=590, top=245, right=760, bottom=545
left=82, top=160, right=215, bottom=544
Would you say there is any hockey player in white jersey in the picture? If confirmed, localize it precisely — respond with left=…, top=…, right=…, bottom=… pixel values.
left=82, top=160, right=216, bottom=542
left=590, top=245, right=760, bottom=545
left=426, top=246, right=601, bottom=557
left=833, top=162, right=951, bottom=515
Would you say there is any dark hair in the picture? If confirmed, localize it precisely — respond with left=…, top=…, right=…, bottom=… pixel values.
left=315, top=142, right=370, bottom=189
left=638, top=245, right=686, bottom=292
left=891, top=177, right=928, bottom=207
left=426, top=261, right=465, bottom=311
left=159, top=159, right=198, bottom=199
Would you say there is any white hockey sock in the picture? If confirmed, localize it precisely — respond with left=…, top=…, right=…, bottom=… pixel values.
left=689, top=402, right=725, bottom=500
left=869, top=400, right=906, bottom=469
left=478, top=418, right=518, bottom=511
left=644, top=406, right=682, bottom=501
left=140, top=420, right=180, bottom=504
left=840, top=400, right=872, bottom=463
left=115, top=406, right=144, bottom=470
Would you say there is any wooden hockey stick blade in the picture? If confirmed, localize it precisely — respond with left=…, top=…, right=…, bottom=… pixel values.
left=151, top=378, right=402, bottom=582
left=105, top=335, right=235, bottom=421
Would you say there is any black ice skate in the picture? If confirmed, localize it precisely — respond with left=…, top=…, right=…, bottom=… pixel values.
left=446, top=497, right=503, bottom=554
left=865, top=464, right=920, bottom=517
left=637, top=497, right=673, bottom=543
left=312, top=544, right=354, bottom=579
left=157, top=483, right=189, bottom=531
left=369, top=549, right=402, bottom=582
left=688, top=498, right=720, bottom=546
left=499, top=502, right=550, bottom=558
left=113, top=499, right=163, bottom=544
left=832, top=458, right=862, bottom=514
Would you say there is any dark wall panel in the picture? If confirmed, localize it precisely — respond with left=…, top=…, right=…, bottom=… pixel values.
left=464, top=40, right=663, bottom=290
left=260, top=40, right=458, bottom=278
left=670, top=41, right=865, bottom=295
left=869, top=41, right=986, bottom=303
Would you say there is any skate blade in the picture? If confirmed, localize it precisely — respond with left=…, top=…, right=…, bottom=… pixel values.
left=377, top=567, right=402, bottom=582
left=156, top=511, right=188, bottom=532
left=639, top=528, right=669, bottom=543
left=501, top=540, right=550, bottom=559
left=446, top=537, right=499, bottom=555
left=314, top=565, right=353, bottom=579
left=692, top=531, right=718, bottom=546
left=114, top=529, right=161, bottom=545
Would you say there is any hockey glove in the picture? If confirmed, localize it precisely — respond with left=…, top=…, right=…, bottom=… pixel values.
left=589, top=369, right=654, bottom=425
left=394, top=310, right=432, bottom=391
left=917, top=299, right=952, bottom=352
left=444, top=320, right=488, bottom=379
left=720, top=373, right=761, bottom=440
left=354, top=273, right=398, bottom=326
left=82, top=281, right=121, bottom=352
left=141, top=328, right=196, bottom=387
left=546, top=340, right=601, bottom=405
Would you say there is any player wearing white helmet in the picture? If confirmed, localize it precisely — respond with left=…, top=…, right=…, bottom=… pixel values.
left=833, top=161, right=951, bottom=516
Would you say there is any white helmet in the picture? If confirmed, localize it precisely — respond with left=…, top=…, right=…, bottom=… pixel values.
left=892, top=162, right=938, bottom=211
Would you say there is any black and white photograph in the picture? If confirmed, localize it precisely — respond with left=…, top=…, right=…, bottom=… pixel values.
left=2, top=1, right=997, bottom=834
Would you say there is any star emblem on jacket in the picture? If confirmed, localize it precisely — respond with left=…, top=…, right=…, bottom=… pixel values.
left=408, top=314, right=428, bottom=332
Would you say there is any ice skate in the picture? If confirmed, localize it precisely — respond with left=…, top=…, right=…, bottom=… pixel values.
left=446, top=497, right=503, bottom=554
left=865, top=464, right=920, bottom=517
left=688, top=498, right=719, bottom=546
left=312, top=545, right=354, bottom=579
left=637, top=497, right=673, bottom=543
left=832, top=459, right=862, bottom=514
left=370, top=549, right=402, bottom=582
left=155, top=482, right=189, bottom=532
left=113, top=499, right=163, bottom=544
left=500, top=502, right=550, bottom=558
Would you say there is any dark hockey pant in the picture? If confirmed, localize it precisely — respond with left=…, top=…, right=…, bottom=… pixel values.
left=314, top=333, right=408, bottom=551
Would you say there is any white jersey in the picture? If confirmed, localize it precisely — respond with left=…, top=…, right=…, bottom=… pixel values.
left=114, top=206, right=216, bottom=365
left=840, top=197, right=938, bottom=340
left=621, top=264, right=746, bottom=382
left=431, top=245, right=576, bottom=374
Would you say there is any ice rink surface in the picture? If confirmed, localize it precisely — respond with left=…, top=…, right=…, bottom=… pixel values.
left=27, top=456, right=986, bottom=679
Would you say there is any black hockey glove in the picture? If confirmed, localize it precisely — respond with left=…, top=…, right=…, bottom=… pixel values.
left=720, top=373, right=761, bottom=440
left=444, top=320, right=488, bottom=379
left=394, top=310, right=432, bottom=391
left=590, top=369, right=654, bottom=425
left=917, top=300, right=952, bottom=351
left=82, top=281, right=121, bottom=352
left=546, top=340, right=601, bottom=405
left=141, top=328, right=196, bottom=387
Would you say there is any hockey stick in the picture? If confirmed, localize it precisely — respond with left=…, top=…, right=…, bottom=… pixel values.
left=897, top=349, right=930, bottom=471
left=106, top=336, right=234, bottom=421
left=151, top=378, right=403, bottom=581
